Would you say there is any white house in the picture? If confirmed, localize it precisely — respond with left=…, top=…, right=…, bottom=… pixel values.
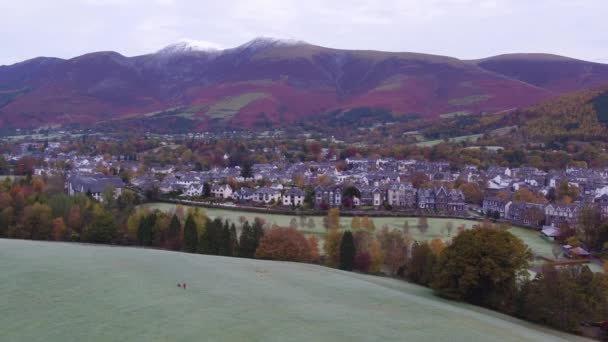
left=211, top=184, right=233, bottom=199
left=282, top=188, right=305, bottom=206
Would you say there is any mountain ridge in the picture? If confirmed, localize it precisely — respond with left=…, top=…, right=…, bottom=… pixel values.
left=2, top=37, right=608, bottom=131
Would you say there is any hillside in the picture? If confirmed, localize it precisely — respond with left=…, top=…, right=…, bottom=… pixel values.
left=2, top=38, right=608, bottom=132
left=0, top=239, right=591, bottom=342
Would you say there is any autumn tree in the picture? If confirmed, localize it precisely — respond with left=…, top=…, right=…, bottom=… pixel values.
left=52, top=217, right=67, bottom=241
left=432, top=228, right=532, bottom=310
left=351, top=216, right=361, bottom=230
left=577, top=205, right=607, bottom=250
left=327, top=208, right=340, bottom=230
left=459, top=182, right=483, bottom=205
left=324, top=227, right=342, bottom=267
left=406, top=241, right=437, bottom=286
left=339, top=231, right=356, bottom=271
left=556, top=181, right=579, bottom=203
left=255, top=227, right=312, bottom=262
left=308, top=235, right=320, bottom=263
left=377, top=227, right=408, bottom=275
left=517, top=264, right=608, bottom=332
left=20, top=203, right=53, bottom=240
left=368, top=239, right=384, bottom=273
left=513, top=188, right=546, bottom=203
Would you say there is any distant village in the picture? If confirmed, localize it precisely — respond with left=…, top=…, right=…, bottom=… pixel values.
left=8, top=138, right=608, bottom=247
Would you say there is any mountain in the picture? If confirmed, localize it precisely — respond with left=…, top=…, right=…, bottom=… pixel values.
left=2, top=37, right=608, bottom=132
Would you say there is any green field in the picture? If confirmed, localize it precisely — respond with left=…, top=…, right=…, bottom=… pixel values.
left=0, top=239, right=590, bottom=342
left=140, top=203, right=558, bottom=259
left=207, top=93, right=269, bottom=120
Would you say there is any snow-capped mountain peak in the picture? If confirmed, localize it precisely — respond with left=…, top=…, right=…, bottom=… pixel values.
left=157, top=39, right=222, bottom=55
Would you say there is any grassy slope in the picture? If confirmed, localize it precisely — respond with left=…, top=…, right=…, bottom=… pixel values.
left=0, top=239, right=591, bottom=342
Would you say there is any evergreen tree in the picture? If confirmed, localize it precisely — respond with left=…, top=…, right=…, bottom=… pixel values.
left=339, top=231, right=356, bottom=271
left=137, top=213, right=156, bottom=246
left=238, top=219, right=264, bottom=258
left=183, top=213, right=198, bottom=253
left=166, top=214, right=182, bottom=250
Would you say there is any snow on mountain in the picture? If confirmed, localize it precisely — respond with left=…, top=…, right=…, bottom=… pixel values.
left=157, top=39, right=222, bottom=55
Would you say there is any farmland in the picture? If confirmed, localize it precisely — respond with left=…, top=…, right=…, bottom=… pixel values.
left=0, top=239, right=591, bottom=342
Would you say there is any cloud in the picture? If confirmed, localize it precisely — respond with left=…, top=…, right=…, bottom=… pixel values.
left=0, top=0, right=607, bottom=64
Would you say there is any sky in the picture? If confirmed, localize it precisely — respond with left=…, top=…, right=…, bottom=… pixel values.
left=1, top=0, right=607, bottom=66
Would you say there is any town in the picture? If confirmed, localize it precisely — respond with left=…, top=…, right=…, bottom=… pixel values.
left=5, top=136, right=608, bottom=261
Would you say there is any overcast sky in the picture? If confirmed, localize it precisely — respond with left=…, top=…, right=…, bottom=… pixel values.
left=1, top=0, right=607, bottom=66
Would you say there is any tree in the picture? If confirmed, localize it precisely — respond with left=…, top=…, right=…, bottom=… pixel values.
left=20, top=203, right=53, bottom=240
left=361, top=216, right=375, bottom=231
left=52, top=217, right=67, bottom=241
left=407, top=241, right=437, bottom=286
left=432, top=228, right=532, bottom=310
left=445, top=221, right=454, bottom=237
left=327, top=208, right=340, bottom=230
left=517, top=265, right=608, bottom=332
left=67, top=205, right=83, bottom=235
left=137, top=212, right=156, bottom=246
left=339, top=231, right=356, bottom=271
left=165, top=214, right=182, bottom=250
left=84, top=205, right=117, bottom=243
left=354, top=252, right=371, bottom=272
left=428, top=238, right=446, bottom=256
left=459, top=182, right=483, bottom=205
left=255, top=227, right=312, bottom=262
left=556, top=181, right=579, bottom=203
left=351, top=216, right=361, bottom=230
left=308, top=235, right=320, bottom=263
left=368, top=239, right=384, bottom=273
left=324, top=228, right=342, bottom=267
left=512, top=188, right=546, bottom=203
left=238, top=219, right=265, bottom=258
left=183, top=213, right=198, bottom=253
left=240, top=160, right=253, bottom=179
left=377, top=227, right=408, bottom=275
left=577, top=205, right=606, bottom=250
left=417, top=216, right=429, bottom=235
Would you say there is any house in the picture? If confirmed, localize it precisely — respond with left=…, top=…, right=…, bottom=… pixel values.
left=282, top=187, right=305, bottom=206
left=151, top=165, right=175, bottom=174
left=417, top=188, right=435, bottom=210
left=483, top=197, right=510, bottom=218
left=505, top=201, right=546, bottom=227
left=183, top=183, right=205, bottom=197
left=253, top=187, right=282, bottom=204
left=314, top=185, right=342, bottom=208
left=563, top=245, right=591, bottom=259
left=594, top=194, right=608, bottom=218
left=66, top=174, right=124, bottom=202
left=211, top=184, right=233, bottom=199
left=544, top=203, right=581, bottom=227
left=233, top=187, right=254, bottom=202
left=541, top=225, right=561, bottom=241
left=387, top=183, right=416, bottom=209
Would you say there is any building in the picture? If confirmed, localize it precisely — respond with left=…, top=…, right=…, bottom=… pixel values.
left=387, top=183, right=417, bottom=209
left=483, top=197, right=510, bottom=218
left=544, top=203, right=581, bottom=227
left=253, top=187, right=282, bottom=204
left=66, top=174, right=124, bottom=202
left=314, top=185, right=342, bottom=208
left=282, top=187, right=305, bottom=206
left=211, top=184, right=233, bottom=199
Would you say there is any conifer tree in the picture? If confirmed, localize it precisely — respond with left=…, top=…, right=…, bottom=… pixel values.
left=339, top=231, right=356, bottom=271
left=183, top=213, right=198, bottom=253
